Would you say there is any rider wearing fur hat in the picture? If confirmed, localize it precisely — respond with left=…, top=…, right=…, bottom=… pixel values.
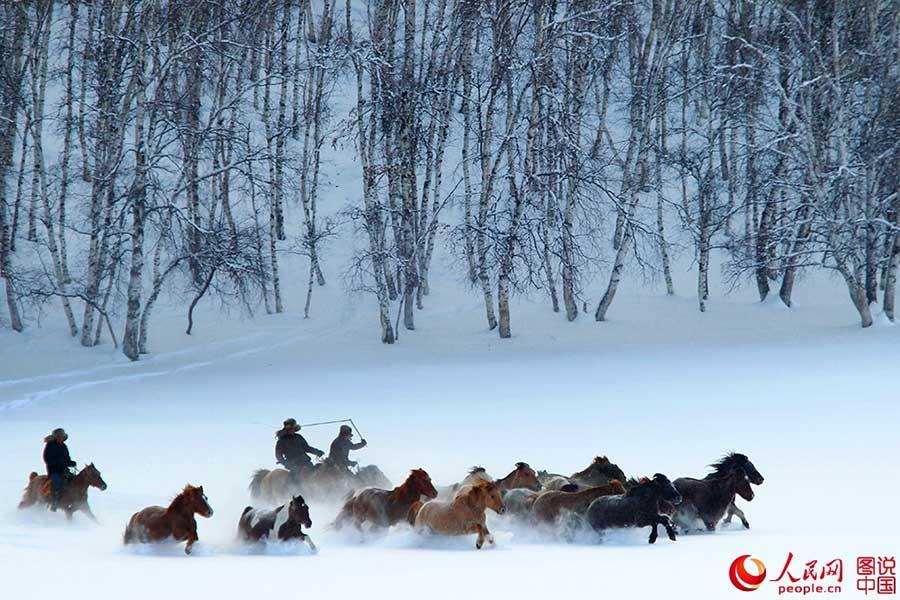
left=275, top=418, right=324, bottom=481
left=43, top=428, right=76, bottom=511
left=327, top=424, right=367, bottom=473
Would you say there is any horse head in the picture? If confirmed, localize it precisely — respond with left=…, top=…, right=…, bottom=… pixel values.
left=289, top=495, right=313, bottom=529
left=574, top=456, right=627, bottom=484
left=184, top=485, right=213, bottom=518
left=81, top=463, right=108, bottom=491
left=410, top=468, right=438, bottom=499
left=711, top=453, right=764, bottom=485
left=511, top=462, right=542, bottom=491
left=651, top=473, right=682, bottom=505
left=467, top=480, right=505, bottom=515
left=731, top=471, right=755, bottom=502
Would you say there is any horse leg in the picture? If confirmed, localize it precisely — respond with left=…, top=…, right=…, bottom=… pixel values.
left=648, top=521, right=659, bottom=544
left=727, top=502, right=750, bottom=529
left=82, top=504, right=99, bottom=524
left=305, top=535, right=318, bottom=553
left=658, top=515, right=677, bottom=541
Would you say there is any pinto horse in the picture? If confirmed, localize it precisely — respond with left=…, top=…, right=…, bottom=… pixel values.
left=531, top=480, right=626, bottom=524
left=334, top=468, right=438, bottom=530
left=18, top=463, right=107, bottom=522
left=413, top=480, right=506, bottom=549
left=586, top=473, right=682, bottom=544
left=124, top=485, right=213, bottom=554
left=673, top=453, right=761, bottom=532
left=238, top=495, right=316, bottom=552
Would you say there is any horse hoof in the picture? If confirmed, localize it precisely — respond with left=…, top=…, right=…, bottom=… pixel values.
left=476, top=542, right=483, bottom=549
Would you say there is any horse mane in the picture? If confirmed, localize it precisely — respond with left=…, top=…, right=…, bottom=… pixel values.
left=594, top=456, right=609, bottom=464
left=708, top=452, right=748, bottom=476
left=515, top=462, right=530, bottom=470
left=468, top=466, right=486, bottom=475
left=168, top=485, right=199, bottom=512
left=625, top=478, right=655, bottom=497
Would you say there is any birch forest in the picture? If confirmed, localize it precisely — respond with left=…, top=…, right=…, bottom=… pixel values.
left=0, top=0, right=897, bottom=359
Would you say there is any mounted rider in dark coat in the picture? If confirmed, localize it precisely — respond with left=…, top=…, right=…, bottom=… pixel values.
left=327, top=425, right=367, bottom=474
left=43, top=428, right=76, bottom=511
left=275, top=418, right=324, bottom=483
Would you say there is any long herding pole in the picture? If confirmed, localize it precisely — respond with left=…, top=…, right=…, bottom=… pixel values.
left=301, top=418, right=364, bottom=440
left=250, top=418, right=365, bottom=439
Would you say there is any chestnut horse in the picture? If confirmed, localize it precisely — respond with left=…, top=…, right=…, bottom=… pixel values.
left=124, top=485, right=213, bottom=554
left=586, top=473, right=682, bottom=544
left=334, top=468, right=438, bottom=530
left=413, top=480, right=506, bottom=549
left=531, top=480, right=626, bottom=524
left=238, top=495, right=316, bottom=551
left=18, top=463, right=107, bottom=522
left=673, top=453, right=759, bottom=532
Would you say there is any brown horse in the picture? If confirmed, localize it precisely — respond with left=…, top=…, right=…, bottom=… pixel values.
left=569, top=456, right=627, bottom=488
left=124, top=485, right=213, bottom=554
left=334, top=468, right=438, bottom=530
left=413, top=480, right=506, bottom=549
left=238, top=495, right=316, bottom=552
left=18, top=464, right=107, bottom=522
left=531, top=480, right=626, bottom=524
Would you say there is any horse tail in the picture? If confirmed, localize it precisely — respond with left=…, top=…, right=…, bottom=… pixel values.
left=249, top=469, right=269, bottom=499
left=406, top=500, right=424, bottom=526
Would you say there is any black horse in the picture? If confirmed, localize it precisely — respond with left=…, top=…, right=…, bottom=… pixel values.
left=709, top=453, right=764, bottom=528
left=586, top=473, right=682, bottom=544
left=673, top=468, right=755, bottom=532
left=238, top=495, right=316, bottom=551
left=687, top=453, right=764, bottom=530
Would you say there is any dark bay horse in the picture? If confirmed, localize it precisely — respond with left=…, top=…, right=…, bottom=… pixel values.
left=18, top=463, right=107, bottom=522
left=124, top=485, right=213, bottom=554
left=334, top=468, right=438, bottom=530
left=586, top=473, right=682, bottom=544
left=413, top=480, right=506, bottom=549
left=538, top=456, right=627, bottom=491
left=531, top=480, right=626, bottom=524
left=674, top=453, right=763, bottom=532
left=238, top=495, right=316, bottom=551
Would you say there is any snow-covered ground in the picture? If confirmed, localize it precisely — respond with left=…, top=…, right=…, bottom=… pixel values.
left=1, top=259, right=898, bottom=600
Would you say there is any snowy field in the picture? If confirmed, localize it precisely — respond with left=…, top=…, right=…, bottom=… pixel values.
left=2, top=263, right=898, bottom=600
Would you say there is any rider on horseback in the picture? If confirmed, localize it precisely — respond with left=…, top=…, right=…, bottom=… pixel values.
left=275, top=418, right=324, bottom=484
left=327, top=425, right=367, bottom=475
left=43, top=428, right=76, bottom=511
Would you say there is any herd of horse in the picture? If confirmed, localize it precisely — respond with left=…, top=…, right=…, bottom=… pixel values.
left=16, top=452, right=763, bottom=554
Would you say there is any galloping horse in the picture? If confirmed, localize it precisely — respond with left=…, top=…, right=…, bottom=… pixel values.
left=18, top=463, right=107, bottom=522
left=586, top=473, right=682, bottom=544
left=710, top=453, right=764, bottom=529
left=238, top=495, right=316, bottom=551
left=673, top=453, right=761, bottom=532
left=334, top=468, right=438, bottom=530
left=531, top=480, right=626, bottom=524
left=413, top=480, right=506, bottom=549
left=124, top=485, right=213, bottom=554
left=250, top=463, right=391, bottom=504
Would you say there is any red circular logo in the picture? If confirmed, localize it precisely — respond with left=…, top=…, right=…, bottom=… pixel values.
left=730, top=555, right=767, bottom=592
